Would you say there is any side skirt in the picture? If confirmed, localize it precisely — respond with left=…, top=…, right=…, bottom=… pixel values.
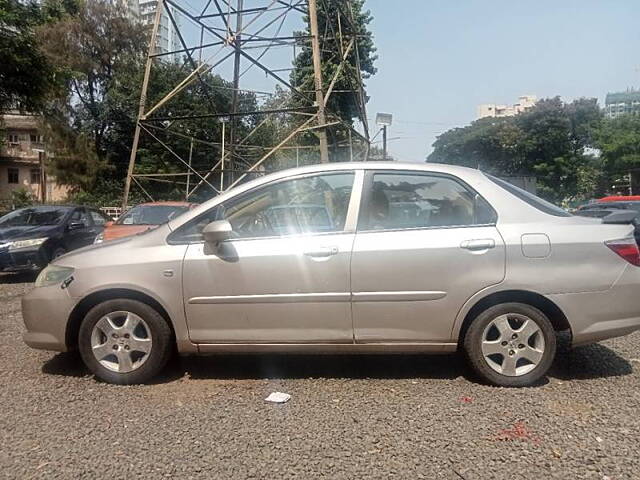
left=195, top=343, right=457, bottom=354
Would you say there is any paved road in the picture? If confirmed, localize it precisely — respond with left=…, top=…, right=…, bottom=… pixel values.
left=1, top=273, right=639, bottom=479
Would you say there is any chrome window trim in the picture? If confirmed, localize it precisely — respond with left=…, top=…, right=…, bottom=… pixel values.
left=356, top=223, right=498, bottom=235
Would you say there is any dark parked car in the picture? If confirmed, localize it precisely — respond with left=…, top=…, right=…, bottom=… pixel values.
left=576, top=201, right=640, bottom=242
left=0, top=205, right=110, bottom=272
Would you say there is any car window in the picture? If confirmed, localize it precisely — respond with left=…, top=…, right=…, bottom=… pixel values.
left=70, top=209, right=90, bottom=227
left=0, top=206, right=71, bottom=227
left=171, top=172, right=355, bottom=243
left=487, top=174, right=571, bottom=217
left=89, top=210, right=108, bottom=226
left=359, top=172, right=496, bottom=231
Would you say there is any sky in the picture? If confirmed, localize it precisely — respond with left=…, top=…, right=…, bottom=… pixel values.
left=364, top=0, right=640, bottom=162
left=179, top=1, right=640, bottom=163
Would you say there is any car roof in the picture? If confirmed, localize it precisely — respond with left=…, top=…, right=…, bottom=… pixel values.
left=597, top=195, right=640, bottom=202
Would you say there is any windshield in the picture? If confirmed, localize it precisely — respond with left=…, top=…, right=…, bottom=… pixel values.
left=0, top=206, right=71, bottom=227
left=487, top=175, right=571, bottom=217
left=116, top=205, right=189, bottom=226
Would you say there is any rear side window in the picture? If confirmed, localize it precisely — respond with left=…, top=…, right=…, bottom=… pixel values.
left=487, top=174, right=571, bottom=217
left=359, top=172, right=497, bottom=231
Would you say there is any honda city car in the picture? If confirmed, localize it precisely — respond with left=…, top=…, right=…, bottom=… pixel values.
left=21, top=163, right=640, bottom=387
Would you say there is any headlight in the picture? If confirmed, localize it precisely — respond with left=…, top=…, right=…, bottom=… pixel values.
left=35, top=265, right=74, bottom=288
left=94, top=232, right=104, bottom=244
left=9, top=237, right=48, bottom=250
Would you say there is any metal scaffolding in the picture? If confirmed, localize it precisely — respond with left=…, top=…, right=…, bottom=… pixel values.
left=122, top=0, right=371, bottom=209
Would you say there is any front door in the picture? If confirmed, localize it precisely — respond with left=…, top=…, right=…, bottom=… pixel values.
left=351, top=170, right=506, bottom=343
left=180, top=171, right=359, bottom=344
left=66, top=208, right=96, bottom=250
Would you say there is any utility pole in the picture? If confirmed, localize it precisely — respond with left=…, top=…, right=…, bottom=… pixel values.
left=227, top=0, right=243, bottom=186
left=308, top=0, right=329, bottom=163
left=37, top=150, right=46, bottom=203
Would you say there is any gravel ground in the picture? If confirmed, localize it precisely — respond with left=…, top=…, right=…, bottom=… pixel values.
left=1, top=274, right=639, bottom=479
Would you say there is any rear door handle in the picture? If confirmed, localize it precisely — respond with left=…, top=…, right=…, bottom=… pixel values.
left=304, top=246, right=339, bottom=258
left=460, top=239, right=495, bottom=251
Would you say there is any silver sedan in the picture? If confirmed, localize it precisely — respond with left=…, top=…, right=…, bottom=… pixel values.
left=21, top=162, right=640, bottom=386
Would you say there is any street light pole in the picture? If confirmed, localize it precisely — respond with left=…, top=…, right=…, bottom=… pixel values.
left=382, top=125, right=387, bottom=161
left=376, top=112, right=393, bottom=161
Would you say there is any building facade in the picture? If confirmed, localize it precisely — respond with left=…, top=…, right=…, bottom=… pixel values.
left=477, top=95, right=537, bottom=119
left=604, top=90, right=640, bottom=119
left=0, top=113, right=69, bottom=207
left=138, top=0, right=182, bottom=61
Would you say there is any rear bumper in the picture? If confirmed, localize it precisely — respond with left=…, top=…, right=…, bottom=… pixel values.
left=21, top=283, right=77, bottom=352
left=548, top=265, right=640, bottom=346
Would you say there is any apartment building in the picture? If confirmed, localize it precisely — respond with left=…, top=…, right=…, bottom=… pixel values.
left=138, top=0, right=182, bottom=61
left=0, top=112, right=68, bottom=205
left=604, top=89, right=640, bottom=119
left=477, top=95, right=537, bottom=119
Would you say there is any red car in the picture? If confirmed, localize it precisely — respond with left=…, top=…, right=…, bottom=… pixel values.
left=94, top=202, right=197, bottom=243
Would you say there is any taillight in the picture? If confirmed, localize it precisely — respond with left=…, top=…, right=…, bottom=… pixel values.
left=605, top=238, right=640, bottom=266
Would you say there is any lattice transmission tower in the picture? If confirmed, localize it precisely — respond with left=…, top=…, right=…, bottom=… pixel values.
left=122, top=0, right=371, bottom=209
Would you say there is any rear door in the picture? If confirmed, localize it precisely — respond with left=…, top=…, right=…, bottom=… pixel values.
left=351, top=170, right=506, bottom=343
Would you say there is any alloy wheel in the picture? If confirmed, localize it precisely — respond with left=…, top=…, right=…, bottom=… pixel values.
left=90, top=311, right=152, bottom=373
left=480, top=313, right=545, bottom=377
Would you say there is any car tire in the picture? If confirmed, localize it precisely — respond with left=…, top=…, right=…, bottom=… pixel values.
left=463, top=302, right=556, bottom=387
left=78, top=299, right=173, bottom=385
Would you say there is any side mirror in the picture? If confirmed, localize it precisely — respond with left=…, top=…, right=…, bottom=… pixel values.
left=203, top=220, right=233, bottom=244
left=68, top=221, right=85, bottom=230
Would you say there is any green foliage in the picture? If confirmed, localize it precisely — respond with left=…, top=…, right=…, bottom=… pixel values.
left=10, top=187, right=35, bottom=209
left=288, top=0, right=376, bottom=159
left=0, top=0, right=76, bottom=113
left=37, top=0, right=146, bottom=157
left=68, top=176, right=143, bottom=207
left=429, top=97, right=603, bottom=203
left=596, top=114, right=640, bottom=177
left=291, top=0, right=376, bottom=124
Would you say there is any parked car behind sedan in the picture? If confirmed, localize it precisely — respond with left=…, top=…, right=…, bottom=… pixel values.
left=0, top=205, right=109, bottom=272
left=21, top=163, right=640, bottom=387
left=94, top=201, right=196, bottom=243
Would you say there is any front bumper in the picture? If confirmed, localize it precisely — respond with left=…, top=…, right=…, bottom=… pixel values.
left=0, top=247, right=46, bottom=271
left=548, top=265, right=640, bottom=347
left=21, top=283, right=77, bottom=352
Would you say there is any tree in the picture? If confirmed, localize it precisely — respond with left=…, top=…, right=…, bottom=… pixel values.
left=291, top=0, right=376, bottom=122
left=596, top=114, right=640, bottom=194
left=289, top=0, right=376, bottom=161
left=428, top=97, right=603, bottom=203
left=37, top=0, right=146, bottom=158
left=0, top=0, right=76, bottom=113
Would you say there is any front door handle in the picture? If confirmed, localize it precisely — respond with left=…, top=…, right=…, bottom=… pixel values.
left=460, top=239, right=495, bottom=251
left=304, top=246, right=339, bottom=258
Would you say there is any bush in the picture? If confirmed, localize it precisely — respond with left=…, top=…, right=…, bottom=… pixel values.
left=11, top=187, right=35, bottom=209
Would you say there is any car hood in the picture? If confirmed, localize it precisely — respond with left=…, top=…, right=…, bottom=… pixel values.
left=103, top=224, right=154, bottom=241
left=0, top=225, right=59, bottom=242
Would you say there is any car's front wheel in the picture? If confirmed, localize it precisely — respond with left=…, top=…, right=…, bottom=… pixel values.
left=78, top=299, right=173, bottom=384
left=464, top=302, right=556, bottom=387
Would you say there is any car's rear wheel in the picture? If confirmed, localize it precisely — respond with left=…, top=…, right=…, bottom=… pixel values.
left=78, top=299, right=173, bottom=384
left=464, top=302, right=556, bottom=387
